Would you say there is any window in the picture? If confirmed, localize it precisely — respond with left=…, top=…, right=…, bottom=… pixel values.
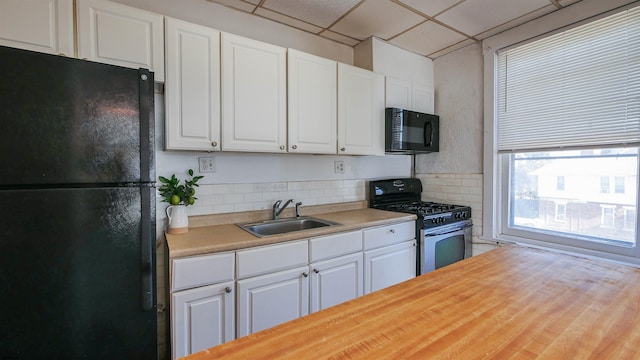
left=555, top=203, right=566, bottom=222
left=600, top=177, right=610, bottom=193
left=486, top=5, right=640, bottom=260
left=601, top=206, right=615, bottom=228
left=615, top=177, right=625, bottom=194
left=624, top=207, right=636, bottom=231
left=556, top=176, right=565, bottom=191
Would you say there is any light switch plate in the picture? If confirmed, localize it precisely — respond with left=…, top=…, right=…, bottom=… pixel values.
left=199, top=156, right=216, bottom=173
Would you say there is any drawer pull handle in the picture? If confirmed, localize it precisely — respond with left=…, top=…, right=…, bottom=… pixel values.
left=302, top=272, right=309, bottom=278
left=225, top=287, right=232, bottom=293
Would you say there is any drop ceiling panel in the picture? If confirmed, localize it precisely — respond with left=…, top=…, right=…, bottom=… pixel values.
left=330, top=0, right=425, bottom=40
left=204, top=0, right=596, bottom=59
left=255, top=7, right=324, bottom=34
left=390, top=21, right=468, bottom=56
left=262, top=0, right=360, bottom=28
left=397, top=0, right=463, bottom=17
left=435, top=0, right=552, bottom=36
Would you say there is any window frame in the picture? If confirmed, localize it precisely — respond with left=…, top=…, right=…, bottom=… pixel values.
left=483, top=0, right=640, bottom=265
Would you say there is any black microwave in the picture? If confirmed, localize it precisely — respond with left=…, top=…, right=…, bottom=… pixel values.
left=385, top=108, right=439, bottom=154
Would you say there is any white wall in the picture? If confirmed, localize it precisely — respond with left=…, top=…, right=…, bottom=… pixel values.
left=417, top=42, right=483, bottom=174
left=354, top=37, right=434, bottom=87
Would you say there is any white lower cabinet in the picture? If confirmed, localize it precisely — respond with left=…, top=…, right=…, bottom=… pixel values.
left=310, top=252, right=363, bottom=312
left=170, top=251, right=235, bottom=359
left=170, top=221, right=415, bottom=354
left=172, top=281, right=235, bottom=359
left=364, top=240, right=416, bottom=294
left=237, top=266, right=310, bottom=337
left=363, top=221, right=417, bottom=294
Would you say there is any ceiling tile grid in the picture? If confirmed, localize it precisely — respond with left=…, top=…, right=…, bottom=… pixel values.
left=206, top=0, right=581, bottom=58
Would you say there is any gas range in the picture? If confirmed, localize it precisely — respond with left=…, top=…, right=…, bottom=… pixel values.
left=369, top=178, right=473, bottom=275
left=369, top=178, right=471, bottom=228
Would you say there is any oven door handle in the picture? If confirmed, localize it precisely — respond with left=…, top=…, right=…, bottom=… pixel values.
left=423, top=223, right=472, bottom=237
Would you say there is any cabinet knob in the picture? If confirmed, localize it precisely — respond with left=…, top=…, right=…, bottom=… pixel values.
left=280, top=145, right=285, bottom=150
left=340, top=147, right=346, bottom=152
left=225, top=286, right=232, bottom=293
left=390, top=229, right=395, bottom=233
left=292, top=145, right=297, bottom=150
left=313, top=269, right=319, bottom=274
left=302, top=272, right=309, bottom=278
left=212, top=141, right=218, bottom=147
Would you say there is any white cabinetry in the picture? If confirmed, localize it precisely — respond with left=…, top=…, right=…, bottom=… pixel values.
left=0, top=0, right=74, bottom=56
left=236, top=240, right=308, bottom=337
left=287, top=49, right=337, bottom=154
left=337, top=63, right=385, bottom=156
left=221, top=33, right=287, bottom=153
left=76, top=0, right=165, bottom=81
left=363, top=222, right=416, bottom=294
left=165, top=18, right=220, bottom=151
left=171, top=252, right=235, bottom=359
left=386, top=76, right=434, bottom=114
left=309, top=231, right=363, bottom=312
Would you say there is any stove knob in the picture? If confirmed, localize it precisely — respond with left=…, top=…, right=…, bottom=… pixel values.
left=431, top=219, right=437, bottom=224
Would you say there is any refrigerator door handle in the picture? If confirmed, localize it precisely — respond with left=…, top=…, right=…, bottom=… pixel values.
left=140, top=186, right=155, bottom=312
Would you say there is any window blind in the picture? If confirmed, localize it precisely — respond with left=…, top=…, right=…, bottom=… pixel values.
left=497, top=7, right=640, bottom=153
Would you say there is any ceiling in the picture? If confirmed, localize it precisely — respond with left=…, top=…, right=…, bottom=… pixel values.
left=206, top=0, right=582, bottom=59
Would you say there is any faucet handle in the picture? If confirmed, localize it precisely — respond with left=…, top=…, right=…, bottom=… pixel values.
left=273, top=200, right=282, bottom=208
left=295, top=202, right=302, bottom=218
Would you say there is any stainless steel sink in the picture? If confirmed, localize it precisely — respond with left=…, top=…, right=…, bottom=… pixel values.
left=238, top=217, right=341, bottom=237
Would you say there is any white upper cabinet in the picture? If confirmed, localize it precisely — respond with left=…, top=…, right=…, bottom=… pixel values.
left=386, top=76, right=435, bottom=114
left=411, top=83, right=435, bottom=114
left=221, top=33, right=287, bottom=153
left=385, top=77, right=412, bottom=110
left=165, top=18, right=220, bottom=151
left=76, top=0, right=165, bottom=81
left=287, top=49, right=337, bottom=154
left=0, top=0, right=74, bottom=56
left=337, top=63, right=385, bottom=156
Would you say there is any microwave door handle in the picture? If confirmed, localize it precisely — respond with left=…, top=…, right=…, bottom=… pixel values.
left=424, top=121, right=433, bottom=147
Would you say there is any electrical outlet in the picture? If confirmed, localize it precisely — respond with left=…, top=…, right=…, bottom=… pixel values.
left=199, top=156, right=216, bottom=173
left=334, top=161, right=345, bottom=174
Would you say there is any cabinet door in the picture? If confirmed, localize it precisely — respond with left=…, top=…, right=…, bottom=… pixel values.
left=412, top=83, right=435, bottom=114
left=337, top=63, right=385, bottom=156
left=310, top=252, right=363, bottom=313
left=172, top=281, right=235, bottom=359
left=288, top=49, right=337, bottom=154
left=237, top=266, right=309, bottom=337
left=364, top=240, right=416, bottom=294
left=165, top=18, right=221, bottom=151
left=221, top=33, right=287, bottom=153
left=0, top=0, right=74, bottom=56
left=385, top=77, right=411, bottom=110
left=76, top=0, right=165, bottom=81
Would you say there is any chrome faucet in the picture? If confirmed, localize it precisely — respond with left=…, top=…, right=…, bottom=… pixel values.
left=273, top=199, right=294, bottom=220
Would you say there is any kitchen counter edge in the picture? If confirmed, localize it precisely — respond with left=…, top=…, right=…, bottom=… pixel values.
left=165, top=208, right=416, bottom=259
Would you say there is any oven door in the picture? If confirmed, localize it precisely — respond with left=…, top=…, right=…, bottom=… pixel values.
left=420, top=220, right=472, bottom=274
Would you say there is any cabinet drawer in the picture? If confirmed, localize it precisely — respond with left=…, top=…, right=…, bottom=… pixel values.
left=172, top=252, right=235, bottom=292
left=363, top=221, right=415, bottom=250
left=309, top=231, right=362, bottom=262
left=236, top=240, right=308, bottom=279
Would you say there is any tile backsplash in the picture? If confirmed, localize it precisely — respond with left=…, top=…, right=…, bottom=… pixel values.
left=160, top=179, right=366, bottom=218
left=417, top=173, right=498, bottom=255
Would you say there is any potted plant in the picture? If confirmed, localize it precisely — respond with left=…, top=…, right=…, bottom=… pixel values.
left=159, top=169, right=203, bottom=234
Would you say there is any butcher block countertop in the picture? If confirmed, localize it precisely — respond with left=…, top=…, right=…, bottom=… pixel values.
left=165, top=201, right=416, bottom=258
left=183, top=245, right=640, bottom=359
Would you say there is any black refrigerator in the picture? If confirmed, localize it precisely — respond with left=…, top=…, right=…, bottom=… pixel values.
left=0, top=46, right=158, bottom=358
